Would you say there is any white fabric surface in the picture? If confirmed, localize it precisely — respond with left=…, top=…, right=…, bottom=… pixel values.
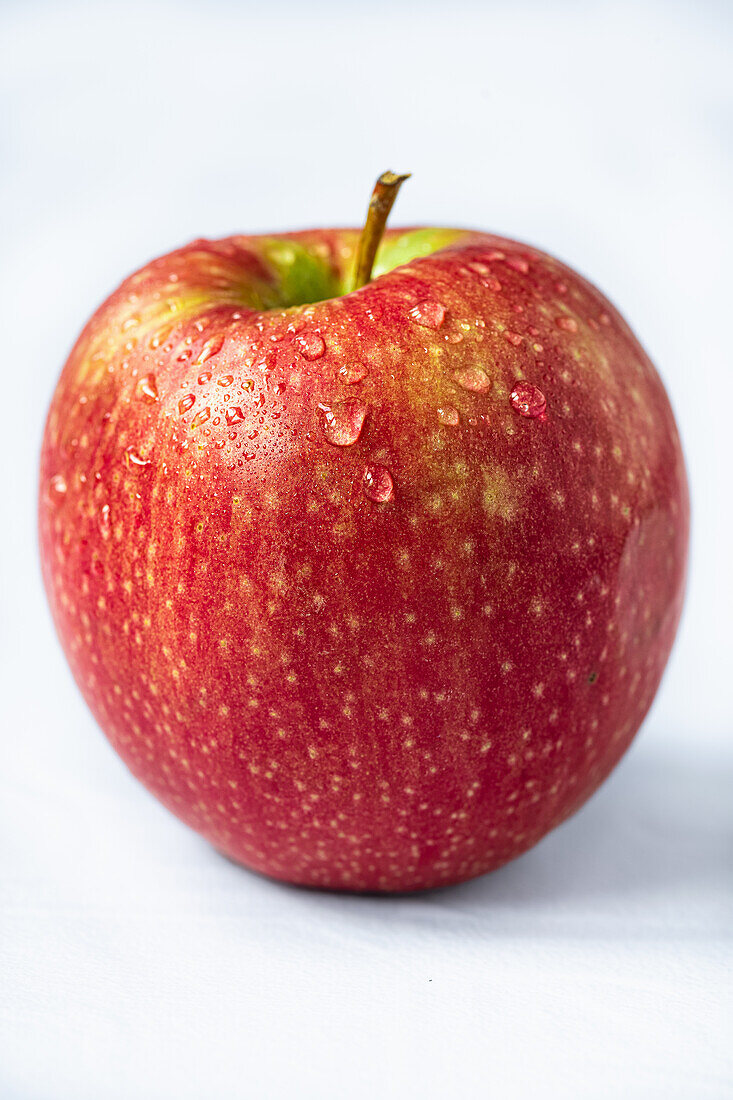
left=1, top=2, right=731, bottom=1097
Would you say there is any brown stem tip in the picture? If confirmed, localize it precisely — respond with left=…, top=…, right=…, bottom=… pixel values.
left=352, top=170, right=411, bottom=291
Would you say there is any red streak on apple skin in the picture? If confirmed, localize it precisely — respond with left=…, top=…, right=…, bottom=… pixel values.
left=39, top=229, right=689, bottom=892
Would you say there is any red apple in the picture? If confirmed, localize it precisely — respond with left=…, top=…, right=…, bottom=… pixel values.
left=39, top=182, right=688, bottom=891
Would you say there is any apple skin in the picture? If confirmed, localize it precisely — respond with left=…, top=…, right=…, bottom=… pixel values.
left=39, top=227, right=688, bottom=891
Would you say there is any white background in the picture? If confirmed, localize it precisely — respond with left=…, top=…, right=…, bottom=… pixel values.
left=1, top=1, right=731, bottom=1097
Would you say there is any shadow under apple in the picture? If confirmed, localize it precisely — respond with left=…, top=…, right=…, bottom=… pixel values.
left=261, top=744, right=732, bottom=939
left=445, top=746, right=732, bottom=911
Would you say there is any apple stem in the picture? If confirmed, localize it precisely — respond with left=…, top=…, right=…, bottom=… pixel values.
left=352, top=171, right=411, bottom=291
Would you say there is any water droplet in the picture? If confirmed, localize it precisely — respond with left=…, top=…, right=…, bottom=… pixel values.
left=409, top=300, right=445, bottom=329
left=48, top=474, right=67, bottom=502
left=599, top=312, right=611, bottom=326
left=363, top=464, right=394, bottom=502
left=296, top=332, right=326, bottom=360
left=510, top=381, right=547, bottom=418
left=98, top=504, right=111, bottom=539
left=437, top=406, right=460, bottom=426
left=320, top=401, right=367, bottom=446
left=506, top=256, right=530, bottom=274
left=504, top=331, right=523, bottom=346
left=338, top=364, right=369, bottom=385
left=453, top=366, right=490, bottom=393
left=139, top=374, right=158, bottom=402
left=446, top=332, right=464, bottom=345
left=556, top=281, right=568, bottom=295
left=196, top=334, right=224, bottom=365
left=198, top=371, right=212, bottom=384
left=191, top=407, right=211, bottom=428
left=555, top=317, right=578, bottom=333
left=125, top=446, right=151, bottom=467
left=217, top=374, right=234, bottom=387
left=226, top=406, right=245, bottom=425
left=179, top=394, right=196, bottom=415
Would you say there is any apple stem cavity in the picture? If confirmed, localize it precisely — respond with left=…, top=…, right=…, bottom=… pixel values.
left=352, top=170, right=411, bottom=291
